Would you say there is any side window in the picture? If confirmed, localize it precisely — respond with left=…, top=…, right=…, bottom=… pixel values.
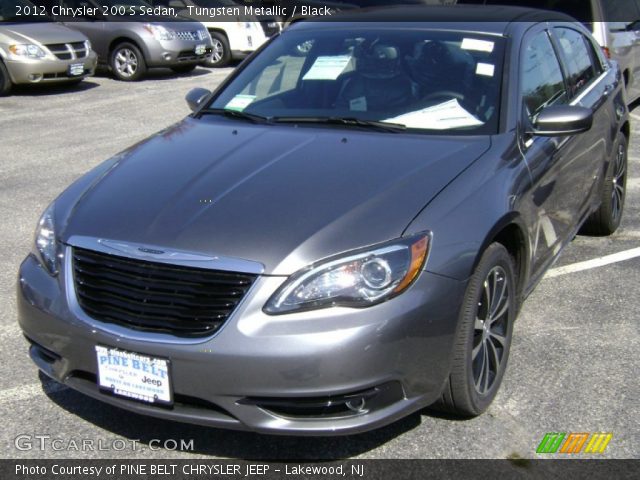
left=521, top=31, right=567, bottom=120
left=555, top=27, right=601, bottom=97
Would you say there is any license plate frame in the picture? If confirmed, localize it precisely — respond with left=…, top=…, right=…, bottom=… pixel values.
left=95, top=346, right=173, bottom=406
left=68, top=63, right=84, bottom=77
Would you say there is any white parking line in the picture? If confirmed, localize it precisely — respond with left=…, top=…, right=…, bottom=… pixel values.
left=546, top=247, right=640, bottom=278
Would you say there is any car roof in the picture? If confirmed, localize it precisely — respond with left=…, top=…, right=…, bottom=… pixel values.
left=291, top=5, right=578, bottom=35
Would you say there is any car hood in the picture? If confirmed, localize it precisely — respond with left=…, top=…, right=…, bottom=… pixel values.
left=60, top=117, right=490, bottom=275
left=0, top=22, right=87, bottom=44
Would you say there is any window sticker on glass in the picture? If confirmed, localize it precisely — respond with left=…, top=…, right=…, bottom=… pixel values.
left=302, top=55, right=352, bottom=80
left=461, top=38, right=495, bottom=53
left=384, top=99, right=484, bottom=130
left=225, top=94, right=256, bottom=112
left=476, top=63, right=495, bottom=77
left=349, top=96, right=367, bottom=112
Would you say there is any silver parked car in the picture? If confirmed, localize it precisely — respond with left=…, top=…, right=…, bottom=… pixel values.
left=0, top=0, right=97, bottom=95
left=43, top=0, right=213, bottom=80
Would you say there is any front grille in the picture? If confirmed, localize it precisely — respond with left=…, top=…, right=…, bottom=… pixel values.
left=46, top=42, right=88, bottom=60
left=175, top=30, right=202, bottom=41
left=72, top=247, right=257, bottom=338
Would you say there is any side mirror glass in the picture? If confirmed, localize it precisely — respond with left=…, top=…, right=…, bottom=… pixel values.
left=185, top=88, right=211, bottom=112
left=531, top=105, right=593, bottom=137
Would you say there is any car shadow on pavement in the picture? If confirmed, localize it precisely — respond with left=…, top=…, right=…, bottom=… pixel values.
left=10, top=80, right=100, bottom=97
left=40, top=373, right=421, bottom=459
left=93, top=66, right=218, bottom=82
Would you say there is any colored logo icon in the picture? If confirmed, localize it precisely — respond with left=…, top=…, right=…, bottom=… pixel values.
left=536, top=433, right=613, bottom=454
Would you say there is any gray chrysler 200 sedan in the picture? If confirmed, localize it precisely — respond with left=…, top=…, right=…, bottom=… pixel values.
left=18, top=6, right=629, bottom=435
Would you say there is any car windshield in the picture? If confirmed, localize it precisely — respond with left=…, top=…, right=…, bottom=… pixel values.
left=207, top=27, right=505, bottom=134
left=0, top=0, right=52, bottom=21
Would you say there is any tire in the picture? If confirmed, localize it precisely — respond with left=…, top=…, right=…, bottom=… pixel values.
left=171, top=64, right=197, bottom=74
left=436, top=243, right=517, bottom=416
left=109, top=42, right=147, bottom=81
left=580, top=132, right=628, bottom=236
left=203, top=31, right=231, bottom=68
left=0, top=60, right=12, bottom=96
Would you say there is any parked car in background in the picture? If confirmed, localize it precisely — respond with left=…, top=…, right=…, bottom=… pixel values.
left=148, top=0, right=281, bottom=67
left=39, top=0, right=213, bottom=80
left=456, top=0, right=640, bottom=104
left=0, top=0, right=97, bottom=95
left=18, top=5, right=629, bottom=435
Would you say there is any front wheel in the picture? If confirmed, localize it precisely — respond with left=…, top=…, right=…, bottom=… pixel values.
left=0, top=60, right=12, bottom=96
left=110, top=42, right=147, bottom=81
left=203, top=32, right=231, bottom=68
left=436, top=243, right=516, bottom=416
left=580, top=131, right=628, bottom=236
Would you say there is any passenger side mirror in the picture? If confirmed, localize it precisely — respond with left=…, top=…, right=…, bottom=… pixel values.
left=185, top=88, right=211, bottom=112
left=530, top=105, right=593, bottom=137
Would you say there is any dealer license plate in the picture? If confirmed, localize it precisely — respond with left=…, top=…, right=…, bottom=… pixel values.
left=95, top=346, right=172, bottom=405
left=68, top=63, right=84, bottom=76
left=195, top=44, right=206, bottom=55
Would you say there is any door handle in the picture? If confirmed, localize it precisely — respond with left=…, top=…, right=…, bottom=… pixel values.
left=603, top=84, right=615, bottom=96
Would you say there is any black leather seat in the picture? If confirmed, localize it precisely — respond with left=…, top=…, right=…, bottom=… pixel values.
left=336, top=44, right=413, bottom=112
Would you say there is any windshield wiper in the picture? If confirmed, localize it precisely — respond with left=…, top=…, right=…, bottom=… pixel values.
left=198, top=108, right=271, bottom=124
left=271, top=116, right=407, bottom=133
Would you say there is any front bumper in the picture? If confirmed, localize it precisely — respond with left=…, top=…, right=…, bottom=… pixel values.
left=17, top=249, right=465, bottom=436
left=6, top=51, right=97, bottom=85
left=145, top=38, right=213, bottom=67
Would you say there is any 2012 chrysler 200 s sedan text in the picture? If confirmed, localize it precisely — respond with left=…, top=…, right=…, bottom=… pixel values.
left=18, top=6, right=629, bottom=435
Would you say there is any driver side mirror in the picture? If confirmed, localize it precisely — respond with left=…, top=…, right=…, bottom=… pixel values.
left=185, top=88, right=211, bottom=112
left=530, top=105, right=593, bottom=137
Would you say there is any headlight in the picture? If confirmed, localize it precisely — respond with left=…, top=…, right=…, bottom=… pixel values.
left=8, top=44, right=48, bottom=59
left=84, top=40, right=91, bottom=52
left=198, top=30, right=210, bottom=41
left=34, top=203, right=58, bottom=275
left=143, top=24, right=176, bottom=41
left=264, top=233, right=430, bottom=314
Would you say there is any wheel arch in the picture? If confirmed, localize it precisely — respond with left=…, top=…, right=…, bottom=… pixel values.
left=473, top=214, right=530, bottom=308
left=108, top=37, right=147, bottom=61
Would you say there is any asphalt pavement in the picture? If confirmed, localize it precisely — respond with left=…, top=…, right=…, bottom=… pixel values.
left=0, top=67, right=638, bottom=460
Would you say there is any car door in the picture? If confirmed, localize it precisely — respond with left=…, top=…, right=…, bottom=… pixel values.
left=551, top=25, right=615, bottom=210
left=518, top=25, right=595, bottom=277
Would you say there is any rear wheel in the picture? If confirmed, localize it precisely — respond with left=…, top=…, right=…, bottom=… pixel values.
left=110, top=42, right=147, bottom=81
left=0, top=60, right=12, bottom=96
left=580, top=131, right=628, bottom=236
left=203, top=31, right=231, bottom=68
left=171, top=64, right=197, bottom=74
left=436, top=243, right=516, bottom=416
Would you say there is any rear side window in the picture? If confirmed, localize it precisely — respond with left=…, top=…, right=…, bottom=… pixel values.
left=554, top=27, right=599, bottom=97
left=521, top=31, right=567, bottom=119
